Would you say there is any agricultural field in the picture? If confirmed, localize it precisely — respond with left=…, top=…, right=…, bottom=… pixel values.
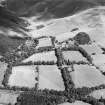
left=62, top=51, right=88, bottom=63
left=0, top=61, right=8, bottom=86
left=8, top=65, right=38, bottom=88
left=59, top=101, right=91, bottom=105
left=79, top=43, right=105, bottom=72
left=92, top=54, right=105, bottom=66
left=0, top=91, right=19, bottom=105
left=36, top=37, right=52, bottom=48
left=38, top=65, right=65, bottom=91
left=80, top=43, right=103, bottom=55
left=92, top=54, right=105, bottom=72
left=70, top=64, right=105, bottom=88
left=55, top=32, right=75, bottom=42
left=22, top=51, right=57, bottom=63
left=89, top=89, right=105, bottom=99
left=86, top=28, right=105, bottom=48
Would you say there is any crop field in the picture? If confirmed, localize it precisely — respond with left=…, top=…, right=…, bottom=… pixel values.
left=22, top=51, right=57, bottom=63
left=62, top=51, right=87, bottom=63
left=38, top=65, right=65, bottom=90
left=70, top=64, right=105, bottom=88
left=79, top=43, right=105, bottom=72
left=92, top=54, right=105, bottom=72
left=80, top=43, right=103, bottom=55
left=86, top=28, right=105, bottom=47
left=0, top=91, right=19, bottom=105
left=89, top=89, right=105, bottom=99
left=80, top=43, right=105, bottom=72
left=0, top=61, right=8, bottom=86
left=55, top=32, right=75, bottom=42
left=37, top=37, right=52, bottom=48
left=8, top=65, right=38, bottom=88
left=59, top=101, right=91, bottom=105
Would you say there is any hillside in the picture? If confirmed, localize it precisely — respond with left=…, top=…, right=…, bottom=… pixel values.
left=2, top=0, right=104, bottom=18
left=0, top=6, right=29, bottom=56
left=0, top=1, right=105, bottom=105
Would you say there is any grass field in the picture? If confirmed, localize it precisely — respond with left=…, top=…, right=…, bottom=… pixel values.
left=59, top=101, right=91, bottom=105
left=92, top=54, right=105, bottom=72
left=62, top=51, right=87, bottom=62
left=22, top=51, right=57, bottom=63
left=0, top=91, right=19, bottom=105
left=56, top=32, right=75, bottom=42
left=90, top=89, right=105, bottom=99
left=37, top=37, right=52, bottom=48
left=0, top=34, right=25, bottom=55
left=86, top=28, right=105, bottom=48
left=35, top=19, right=70, bottom=37
left=38, top=65, right=65, bottom=90
left=70, top=64, right=105, bottom=88
left=8, top=65, right=38, bottom=88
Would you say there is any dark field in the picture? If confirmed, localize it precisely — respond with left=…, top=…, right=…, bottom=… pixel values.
left=0, top=34, right=25, bottom=55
